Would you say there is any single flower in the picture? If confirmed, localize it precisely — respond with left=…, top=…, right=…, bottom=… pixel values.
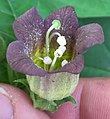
left=7, top=6, right=104, bottom=111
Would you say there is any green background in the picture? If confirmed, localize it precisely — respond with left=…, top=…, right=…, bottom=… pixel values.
left=0, top=0, right=110, bottom=84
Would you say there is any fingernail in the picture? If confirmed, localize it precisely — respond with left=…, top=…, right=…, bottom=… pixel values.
left=0, top=88, right=13, bottom=119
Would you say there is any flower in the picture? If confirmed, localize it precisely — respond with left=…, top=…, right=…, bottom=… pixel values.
left=7, top=7, right=104, bottom=102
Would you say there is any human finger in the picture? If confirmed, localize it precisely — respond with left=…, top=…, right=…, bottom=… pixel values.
left=0, top=83, right=50, bottom=119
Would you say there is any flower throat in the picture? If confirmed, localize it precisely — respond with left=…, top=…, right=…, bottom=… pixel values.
left=33, top=20, right=68, bottom=71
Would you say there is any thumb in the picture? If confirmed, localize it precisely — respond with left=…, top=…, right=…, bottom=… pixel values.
left=0, top=83, right=50, bottom=119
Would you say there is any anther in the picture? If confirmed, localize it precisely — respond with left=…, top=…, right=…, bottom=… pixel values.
left=49, top=46, right=66, bottom=71
left=57, top=36, right=66, bottom=46
left=43, top=56, right=52, bottom=65
left=54, top=46, right=66, bottom=58
left=61, top=60, right=68, bottom=67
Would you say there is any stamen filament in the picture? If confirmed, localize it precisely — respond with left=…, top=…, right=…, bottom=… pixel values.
left=46, top=25, right=55, bottom=56
left=32, top=56, right=43, bottom=61
left=49, top=55, right=58, bottom=71
left=49, top=32, right=61, bottom=43
left=61, top=60, right=68, bottom=67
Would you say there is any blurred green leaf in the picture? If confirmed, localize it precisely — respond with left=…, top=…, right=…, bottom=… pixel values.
left=23, top=0, right=110, bottom=18
left=14, top=78, right=29, bottom=89
left=0, top=0, right=110, bottom=85
left=73, top=0, right=110, bottom=17
left=79, top=17, right=110, bottom=77
left=0, top=60, right=8, bottom=83
left=0, top=36, right=6, bottom=61
left=36, top=0, right=110, bottom=18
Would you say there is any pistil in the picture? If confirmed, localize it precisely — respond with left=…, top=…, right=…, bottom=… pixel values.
left=46, top=20, right=61, bottom=56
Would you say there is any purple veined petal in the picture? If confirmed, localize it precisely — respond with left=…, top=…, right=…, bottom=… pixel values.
left=45, top=6, right=79, bottom=38
left=75, top=23, right=104, bottom=54
left=7, top=41, right=47, bottom=77
left=52, top=55, right=84, bottom=74
left=13, top=7, right=45, bottom=55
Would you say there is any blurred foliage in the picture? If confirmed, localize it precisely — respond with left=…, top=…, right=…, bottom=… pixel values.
left=37, top=0, right=110, bottom=18
left=79, top=17, right=110, bottom=77
left=0, top=0, right=110, bottom=84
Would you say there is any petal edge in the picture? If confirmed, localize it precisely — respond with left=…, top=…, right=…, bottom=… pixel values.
left=13, top=7, right=45, bottom=55
left=53, top=55, right=84, bottom=74
left=7, top=41, right=47, bottom=77
left=75, top=23, right=104, bottom=54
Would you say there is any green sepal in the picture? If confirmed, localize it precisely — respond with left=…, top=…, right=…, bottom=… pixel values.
left=30, top=91, right=57, bottom=112
left=14, top=79, right=77, bottom=112
left=30, top=91, right=77, bottom=112
left=55, top=96, right=77, bottom=107
left=14, top=78, right=29, bottom=90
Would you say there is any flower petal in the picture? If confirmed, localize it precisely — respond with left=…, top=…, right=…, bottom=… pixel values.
left=13, top=7, right=45, bottom=55
left=7, top=41, right=47, bottom=77
left=75, top=23, right=104, bottom=54
left=45, top=6, right=78, bottom=38
left=53, top=55, right=84, bottom=74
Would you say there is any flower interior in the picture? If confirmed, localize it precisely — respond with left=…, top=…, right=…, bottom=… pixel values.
left=31, top=20, right=76, bottom=71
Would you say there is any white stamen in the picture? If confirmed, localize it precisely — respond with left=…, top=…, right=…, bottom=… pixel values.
left=49, top=46, right=66, bottom=71
left=54, top=46, right=66, bottom=57
left=49, top=32, right=61, bottom=42
left=57, top=36, right=66, bottom=46
left=61, top=60, right=68, bottom=67
left=43, top=56, right=52, bottom=65
left=49, top=55, right=58, bottom=71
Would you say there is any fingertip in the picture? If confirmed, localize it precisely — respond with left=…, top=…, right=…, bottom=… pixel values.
left=0, top=84, right=50, bottom=119
left=80, top=78, right=110, bottom=119
left=0, top=93, right=13, bottom=119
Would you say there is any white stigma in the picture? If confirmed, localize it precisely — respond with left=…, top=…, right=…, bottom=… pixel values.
left=61, top=60, right=68, bottom=67
left=57, top=36, right=66, bottom=46
left=54, top=46, right=66, bottom=58
left=43, top=56, right=52, bottom=65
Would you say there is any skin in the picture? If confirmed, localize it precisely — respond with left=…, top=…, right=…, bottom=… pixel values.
left=0, top=78, right=110, bottom=119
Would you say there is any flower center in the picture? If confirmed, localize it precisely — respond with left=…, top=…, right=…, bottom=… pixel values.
left=33, top=20, right=69, bottom=71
